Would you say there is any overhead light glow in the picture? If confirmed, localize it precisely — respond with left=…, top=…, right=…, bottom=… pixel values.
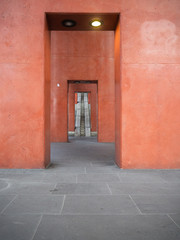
left=91, top=20, right=102, bottom=27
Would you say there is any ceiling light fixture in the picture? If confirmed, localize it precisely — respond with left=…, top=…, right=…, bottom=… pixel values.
left=90, top=20, right=102, bottom=27
left=62, top=19, right=76, bottom=27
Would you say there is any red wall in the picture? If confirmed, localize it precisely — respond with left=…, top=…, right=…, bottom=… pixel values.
left=0, top=0, right=180, bottom=168
left=68, top=83, right=97, bottom=132
left=51, top=31, right=115, bottom=143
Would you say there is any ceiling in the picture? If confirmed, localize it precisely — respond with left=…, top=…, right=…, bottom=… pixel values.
left=46, top=13, right=119, bottom=31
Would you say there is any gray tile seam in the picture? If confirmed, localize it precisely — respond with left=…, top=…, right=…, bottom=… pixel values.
left=129, top=193, right=180, bottom=196
left=2, top=193, right=180, bottom=196
left=60, top=213, right=147, bottom=216
left=0, top=195, right=18, bottom=214
left=1, top=180, right=49, bottom=184
left=1, top=212, right=179, bottom=216
left=60, top=195, right=66, bottom=215
left=1, top=192, right=180, bottom=196
left=128, top=195, right=143, bottom=215
left=167, top=214, right=180, bottom=229
left=106, top=183, right=112, bottom=195
left=77, top=173, right=122, bottom=175
left=30, top=215, right=43, bottom=240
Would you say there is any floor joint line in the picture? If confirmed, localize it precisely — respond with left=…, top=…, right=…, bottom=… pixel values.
left=106, top=183, right=112, bottom=195
left=0, top=194, right=18, bottom=214
left=60, top=195, right=66, bottom=215
left=167, top=214, right=180, bottom=229
left=30, top=215, right=43, bottom=240
left=129, top=194, right=143, bottom=215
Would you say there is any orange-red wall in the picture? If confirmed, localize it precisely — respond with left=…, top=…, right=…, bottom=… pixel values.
left=51, top=31, right=115, bottom=142
left=68, top=83, right=97, bottom=132
left=0, top=0, right=180, bottom=169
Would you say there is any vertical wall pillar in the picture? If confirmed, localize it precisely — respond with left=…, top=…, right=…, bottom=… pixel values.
left=84, top=93, right=91, bottom=137
left=114, top=17, right=121, bottom=167
left=44, top=15, right=51, bottom=167
left=75, top=93, right=81, bottom=136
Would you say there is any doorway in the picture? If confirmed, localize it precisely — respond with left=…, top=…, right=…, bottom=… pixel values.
left=45, top=13, right=121, bottom=168
left=68, top=81, right=98, bottom=142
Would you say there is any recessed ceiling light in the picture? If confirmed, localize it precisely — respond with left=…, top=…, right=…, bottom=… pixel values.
left=62, top=19, right=76, bottom=27
left=90, top=20, right=102, bottom=27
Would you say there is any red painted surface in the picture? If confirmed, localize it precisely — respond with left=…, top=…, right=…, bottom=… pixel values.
left=51, top=31, right=115, bottom=143
left=114, top=19, right=121, bottom=168
left=68, top=83, right=97, bottom=132
left=0, top=0, right=180, bottom=168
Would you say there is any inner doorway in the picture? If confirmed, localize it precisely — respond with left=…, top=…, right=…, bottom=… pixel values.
left=74, top=92, right=91, bottom=137
left=68, top=81, right=98, bottom=142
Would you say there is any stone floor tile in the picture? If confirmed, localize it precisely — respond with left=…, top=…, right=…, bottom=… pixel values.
left=77, top=173, right=120, bottom=182
left=62, top=195, right=139, bottom=215
left=0, top=195, right=16, bottom=212
left=169, top=214, right=180, bottom=228
left=131, top=195, right=180, bottom=214
left=33, top=215, right=180, bottom=240
left=3, top=195, right=64, bottom=215
left=51, top=183, right=110, bottom=195
left=160, top=170, right=180, bottom=182
left=0, top=214, right=41, bottom=240
left=0, top=173, right=45, bottom=182
left=108, top=182, right=180, bottom=195
left=90, top=161, right=116, bottom=166
left=48, top=165, right=85, bottom=174
left=118, top=172, right=166, bottom=183
left=0, top=179, right=9, bottom=192
left=0, top=182, right=55, bottom=195
left=42, top=173, right=77, bottom=183
left=86, top=166, right=120, bottom=173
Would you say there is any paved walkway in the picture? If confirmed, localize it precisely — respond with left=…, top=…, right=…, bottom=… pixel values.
left=0, top=137, right=180, bottom=240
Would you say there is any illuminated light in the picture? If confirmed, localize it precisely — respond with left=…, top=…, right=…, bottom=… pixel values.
left=91, top=20, right=102, bottom=27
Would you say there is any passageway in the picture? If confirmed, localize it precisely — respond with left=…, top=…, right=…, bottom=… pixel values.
left=51, top=137, right=115, bottom=167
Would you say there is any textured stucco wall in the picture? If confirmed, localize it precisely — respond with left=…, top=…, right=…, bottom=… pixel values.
left=0, top=0, right=179, bottom=168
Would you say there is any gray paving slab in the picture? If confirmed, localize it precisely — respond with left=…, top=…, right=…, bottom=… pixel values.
left=48, top=165, right=85, bottom=173
left=77, top=173, right=120, bottom=182
left=51, top=183, right=110, bottom=195
left=160, top=170, right=180, bottom=182
left=118, top=172, right=166, bottom=183
left=3, top=195, right=64, bottom=215
left=0, top=173, right=45, bottom=182
left=0, top=214, right=41, bottom=240
left=33, top=215, right=180, bottom=240
left=86, top=166, right=120, bottom=173
left=90, top=161, right=116, bottom=166
left=0, top=195, right=16, bottom=213
left=0, top=179, right=9, bottom=191
left=0, top=169, right=45, bottom=174
left=62, top=195, right=139, bottom=215
left=0, top=182, right=55, bottom=195
left=131, top=195, right=180, bottom=214
left=52, top=161, right=92, bottom=167
left=108, top=182, right=180, bottom=195
left=42, top=173, right=77, bottom=183
left=169, top=214, right=180, bottom=228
